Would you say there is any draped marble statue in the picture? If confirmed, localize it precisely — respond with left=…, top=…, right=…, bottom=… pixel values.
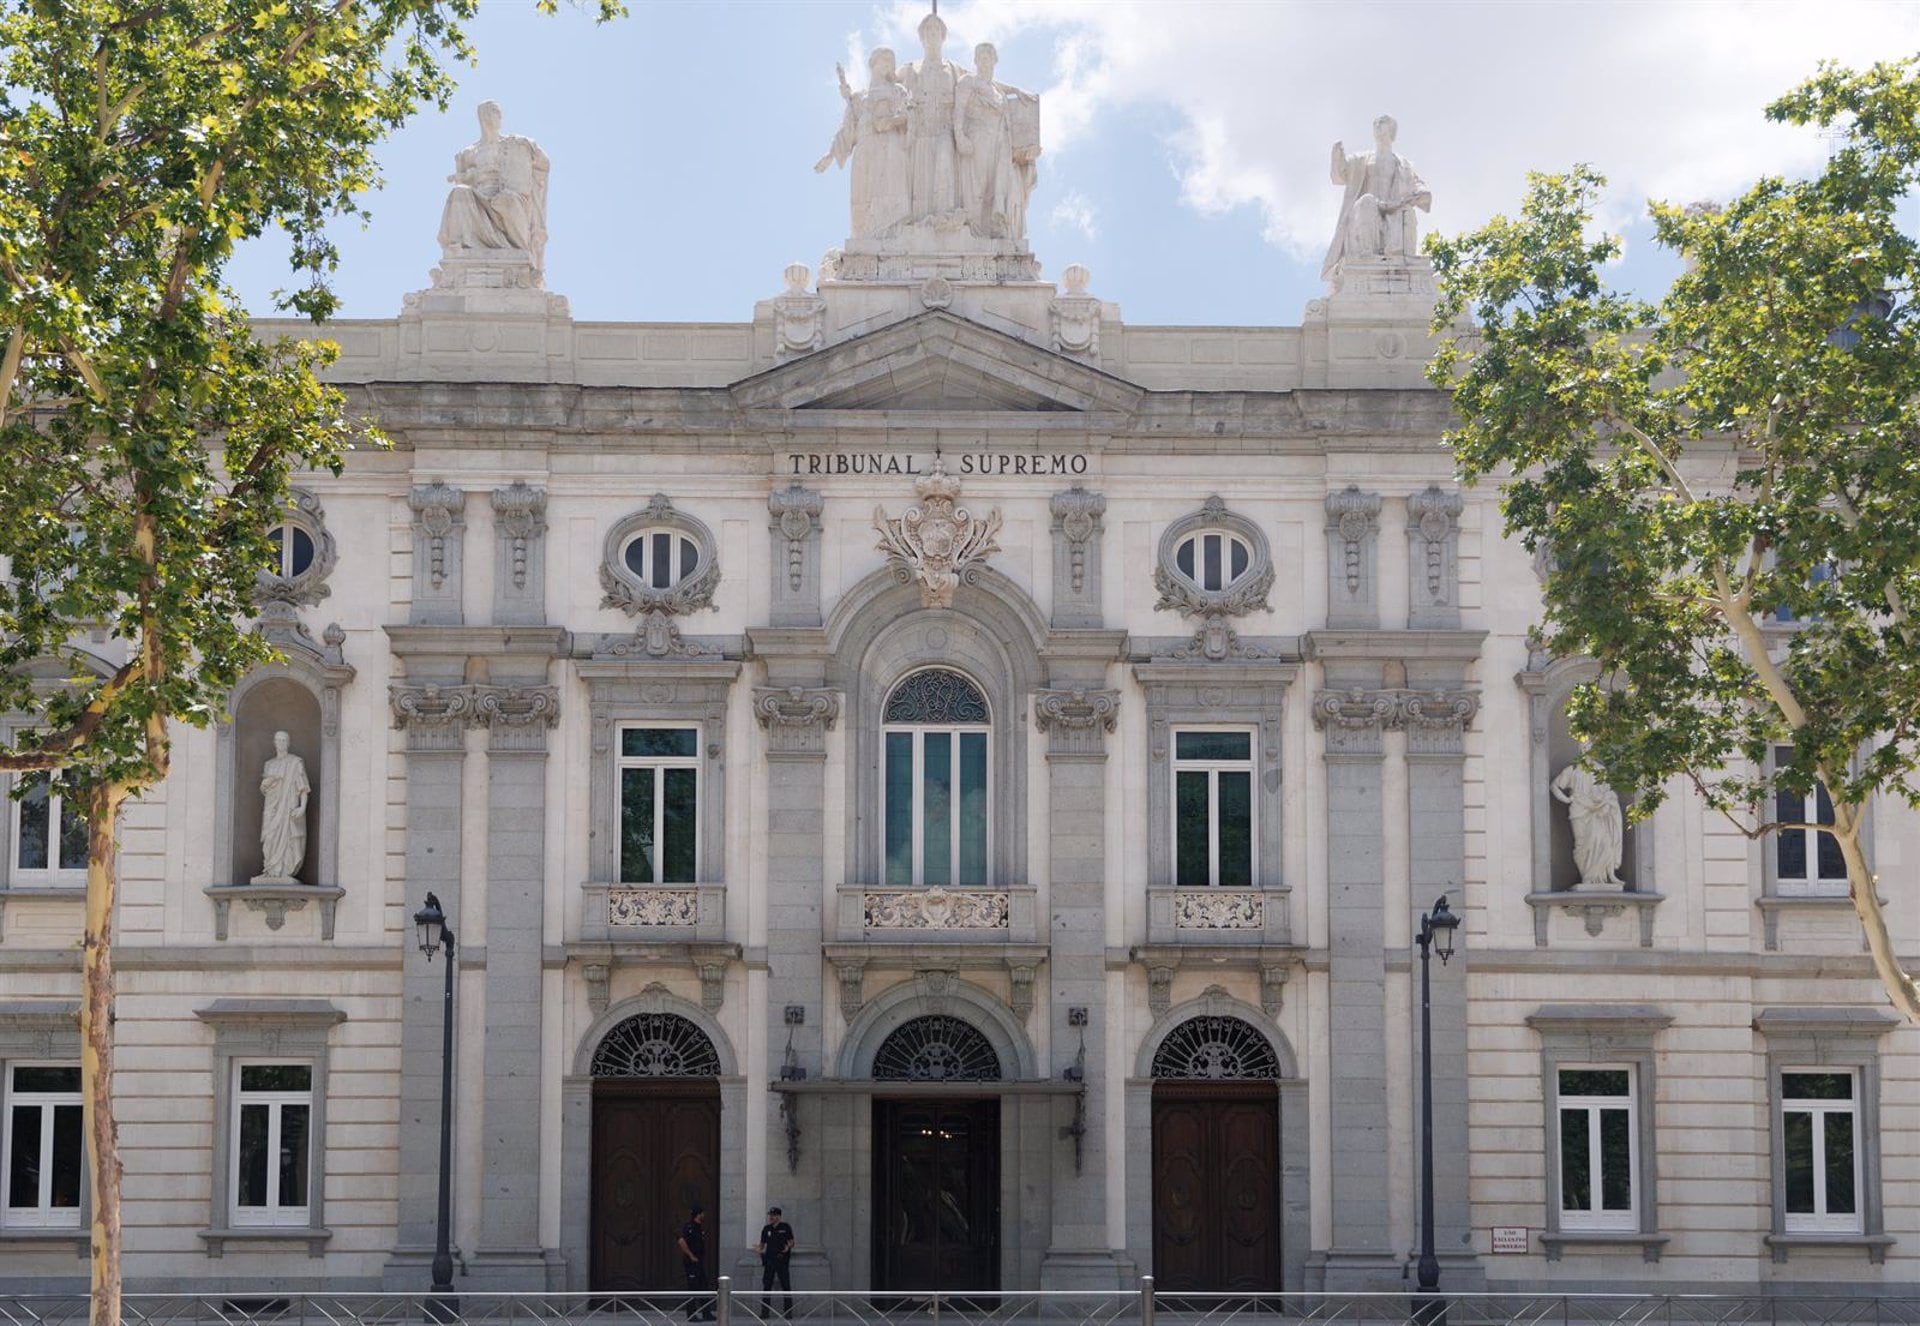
left=904, top=12, right=962, bottom=225
left=1321, top=115, right=1431, bottom=283
left=256, top=730, right=311, bottom=883
left=438, top=100, right=551, bottom=278
left=1551, top=761, right=1625, bottom=888
left=956, top=43, right=1039, bottom=241
left=815, top=48, right=912, bottom=240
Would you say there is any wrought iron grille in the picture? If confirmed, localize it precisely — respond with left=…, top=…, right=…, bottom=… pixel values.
left=590, top=1013, right=722, bottom=1078
left=884, top=669, right=989, bottom=724
left=1151, top=1015, right=1280, bottom=1080
left=872, top=1015, right=1002, bottom=1082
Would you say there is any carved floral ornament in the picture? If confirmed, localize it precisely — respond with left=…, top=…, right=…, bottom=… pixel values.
left=874, top=456, right=1003, bottom=609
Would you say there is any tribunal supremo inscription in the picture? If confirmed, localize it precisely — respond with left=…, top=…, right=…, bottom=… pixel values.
left=787, top=452, right=1089, bottom=477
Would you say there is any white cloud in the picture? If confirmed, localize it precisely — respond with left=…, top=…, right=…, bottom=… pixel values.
left=1050, top=188, right=1100, bottom=239
left=866, top=0, right=1913, bottom=259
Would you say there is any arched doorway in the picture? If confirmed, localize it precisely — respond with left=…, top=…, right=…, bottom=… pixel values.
left=1150, top=1016, right=1283, bottom=1292
left=871, top=1015, right=1002, bottom=1293
left=589, top=1013, right=722, bottom=1292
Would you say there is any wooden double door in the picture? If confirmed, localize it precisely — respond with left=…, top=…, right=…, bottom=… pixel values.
left=872, top=1098, right=1001, bottom=1293
left=590, top=1080, right=720, bottom=1292
left=1151, top=1082, right=1282, bottom=1292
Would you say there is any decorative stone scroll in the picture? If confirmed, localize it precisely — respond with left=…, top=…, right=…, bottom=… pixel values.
left=389, top=683, right=479, bottom=752
left=491, top=482, right=548, bottom=624
left=1172, top=892, right=1265, bottom=931
left=1324, top=486, right=1382, bottom=629
left=767, top=483, right=824, bottom=627
left=1049, top=485, right=1106, bottom=627
left=475, top=685, right=561, bottom=752
left=1312, top=687, right=1480, bottom=756
left=864, top=887, right=1010, bottom=929
left=753, top=686, right=841, bottom=757
left=1406, top=485, right=1464, bottom=629
left=407, top=483, right=466, bottom=625
left=873, top=457, right=1002, bottom=609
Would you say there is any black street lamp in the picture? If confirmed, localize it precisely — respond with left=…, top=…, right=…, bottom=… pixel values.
left=1414, top=893, right=1461, bottom=1323
left=413, top=893, right=458, bottom=1321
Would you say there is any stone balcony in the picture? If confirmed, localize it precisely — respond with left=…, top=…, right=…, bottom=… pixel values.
left=1146, top=884, right=1292, bottom=947
left=835, top=883, right=1039, bottom=946
left=579, top=882, right=727, bottom=943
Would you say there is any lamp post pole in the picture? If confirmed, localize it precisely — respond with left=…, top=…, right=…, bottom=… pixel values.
left=415, top=893, right=458, bottom=1320
left=1414, top=894, right=1459, bottom=1326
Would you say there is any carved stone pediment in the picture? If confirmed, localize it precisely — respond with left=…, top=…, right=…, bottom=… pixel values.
left=728, top=310, right=1143, bottom=414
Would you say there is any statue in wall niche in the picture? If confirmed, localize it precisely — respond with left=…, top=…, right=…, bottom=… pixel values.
left=956, top=43, right=1040, bottom=241
left=1321, top=114, right=1431, bottom=283
left=816, top=48, right=913, bottom=240
left=256, top=730, right=311, bottom=883
left=437, top=100, right=550, bottom=278
left=1551, top=761, right=1625, bottom=888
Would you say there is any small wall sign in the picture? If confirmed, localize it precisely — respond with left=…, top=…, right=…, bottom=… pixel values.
left=1490, top=1226, right=1529, bottom=1254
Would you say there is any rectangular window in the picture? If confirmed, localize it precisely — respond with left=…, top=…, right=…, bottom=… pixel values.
left=1557, top=1066, right=1637, bottom=1231
left=617, top=726, right=700, bottom=885
left=883, top=729, right=988, bottom=886
left=1782, top=1069, right=1861, bottom=1232
left=231, top=1062, right=312, bottom=1227
left=12, top=773, right=88, bottom=884
left=3, top=1063, right=83, bottom=1228
left=1172, top=729, right=1253, bottom=887
left=1773, top=746, right=1846, bottom=894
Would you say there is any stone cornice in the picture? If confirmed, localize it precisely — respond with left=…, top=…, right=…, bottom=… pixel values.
left=1303, top=628, right=1487, bottom=662
left=384, top=624, right=571, bottom=659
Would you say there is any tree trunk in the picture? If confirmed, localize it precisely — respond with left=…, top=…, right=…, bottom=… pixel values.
left=1833, top=801, right=1920, bottom=1024
left=83, top=784, right=126, bottom=1326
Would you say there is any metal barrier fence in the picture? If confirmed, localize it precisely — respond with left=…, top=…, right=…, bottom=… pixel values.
left=3, top=1282, right=1920, bottom=1326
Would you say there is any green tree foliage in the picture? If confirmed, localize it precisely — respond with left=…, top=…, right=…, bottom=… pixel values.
left=1428, top=57, right=1920, bottom=1020
left=0, top=2, right=618, bottom=1319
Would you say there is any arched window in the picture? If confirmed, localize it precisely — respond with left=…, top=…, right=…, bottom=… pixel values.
left=1150, top=1016, right=1280, bottom=1080
left=872, top=1015, right=1001, bottom=1083
left=882, top=670, right=990, bottom=887
left=590, top=1013, right=722, bottom=1078
left=268, top=524, right=317, bottom=580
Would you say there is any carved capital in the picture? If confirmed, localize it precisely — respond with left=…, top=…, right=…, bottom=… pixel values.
left=754, top=686, right=840, bottom=757
left=1397, top=688, right=1479, bottom=755
left=1311, top=687, right=1399, bottom=732
left=389, top=684, right=477, bottom=751
left=694, top=959, right=727, bottom=1013
left=1008, top=964, right=1037, bottom=1022
left=582, top=963, right=610, bottom=1015
left=833, top=959, right=866, bottom=1024
left=1313, top=687, right=1479, bottom=755
left=1034, top=687, right=1120, bottom=758
left=1260, top=963, right=1289, bottom=1017
left=1146, top=964, right=1176, bottom=1018
left=473, top=685, right=560, bottom=752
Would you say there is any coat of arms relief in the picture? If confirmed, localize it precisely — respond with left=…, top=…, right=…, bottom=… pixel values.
left=873, top=456, right=1002, bottom=608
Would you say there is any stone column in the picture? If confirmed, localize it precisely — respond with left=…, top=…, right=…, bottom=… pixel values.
left=1034, top=684, right=1125, bottom=1288
left=1309, top=682, right=1398, bottom=1289
left=471, top=684, right=561, bottom=1285
left=1401, top=682, right=1484, bottom=1289
left=752, top=679, right=838, bottom=1286
left=384, top=683, right=475, bottom=1285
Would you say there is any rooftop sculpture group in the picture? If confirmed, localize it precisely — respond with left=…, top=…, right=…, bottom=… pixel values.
left=816, top=13, right=1040, bottom=249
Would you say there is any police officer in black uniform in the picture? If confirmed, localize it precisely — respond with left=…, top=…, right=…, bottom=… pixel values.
left=755, top=1205, right=796, bottom=1320
left=676, top=1204, right=713, bottom=1321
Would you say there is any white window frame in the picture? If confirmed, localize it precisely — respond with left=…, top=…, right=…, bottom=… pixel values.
left=266, top=522, right=318, bottom=581
left=1170, top=725, right=1256, bottom=888
left=2, top=1061, right=83, bottom=1230
left=1173, top=529, right=1254, bottom=594
left=882, top=718, right=992, bottom=888
left=1555, top=1063, right=1639, bottom=1232
left=1781, top=1067, right=1863, bottom=1234
left=1771, top=745, right=1848, bottom=896
left=9, top=771, right=87, bottom=888
left=621, top=529, right=702, bottom=592
left=228, top=1059, right=314, bottom=1229
left=615, top=724, right=702, bottom=885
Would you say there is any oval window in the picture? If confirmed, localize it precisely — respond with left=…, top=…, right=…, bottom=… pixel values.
left=623, top=531, right=701, bottom=590
left=268, top=524, right=316, bottom=579
left=1175, top=531, right=1251, bottom=592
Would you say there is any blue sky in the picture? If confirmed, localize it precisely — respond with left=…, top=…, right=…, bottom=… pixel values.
left=226, top=0, right=1917, bottom=329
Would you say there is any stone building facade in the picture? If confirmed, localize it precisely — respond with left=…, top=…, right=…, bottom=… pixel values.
left=0, top=65, right=1915, bottom=1299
